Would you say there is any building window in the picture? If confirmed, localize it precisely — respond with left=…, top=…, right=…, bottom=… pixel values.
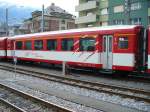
left=130, top=2, right=141, bottom=11
left=61, top=27, right=66, bottom=30
left=118, top=37, right=128, bottom=49
left=34, top=40, right=43, bottom=50
left=44, top=21, right=49, bottom=27
left=130, top=18, right=142, bottom=25
left=47, top=39, right=57, bottom=50
left=102, top=22, right=108, bottom=26
left=114, top=5, right=124, bottom=13
left=61, top=20, right=65, bottom=24
left=101, top=8, right=108, bottom=15
left=86, top=0, right=95, bottom=2
left=113, top=19, right=124, bottom=25
left=16, top=41, right=22, bottom=49
left=25, top=41, right=32, bottom=50
left=79, top=37, right=95, bottom=51
left=86, top=12, right=93, bottom=16
left=61, top=38, right=74, bottom=51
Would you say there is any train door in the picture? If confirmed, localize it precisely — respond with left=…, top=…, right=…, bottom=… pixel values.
left=102, top=35, right=113, bottom=70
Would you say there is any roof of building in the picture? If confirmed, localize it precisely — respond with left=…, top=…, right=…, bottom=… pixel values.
left=45, top=3, right=69, bottom=15
left=10, top=25, right=141, bottom=39
left=30, top=3, right=75, bottom=19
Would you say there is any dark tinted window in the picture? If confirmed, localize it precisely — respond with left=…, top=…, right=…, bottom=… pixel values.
left=118, top=37, right=128, bottom=49
left=61, top=38, right=74, bottom=51
left=34, top=40, right=43, bottom=50
left=25, top=41, right=32, bottom=50
left=16, top=41, right=22, bottom=49
left=79, top=38, right=95, bottom=51
left=47, top=39, right=57, bottom=50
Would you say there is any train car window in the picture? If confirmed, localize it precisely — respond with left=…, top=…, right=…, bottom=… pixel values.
left=16, top=41, right=23, bottom=49
left=34, top=40, right=43, bottom=50
left=47, top=39, right=57, bottom=50
left=25, top=41, right=32, bottom=50
left=61, top=38, right=74, bottom=51
left=118, top=37, right=128, bottom=49
left=79, top=38, right=95, bottom=51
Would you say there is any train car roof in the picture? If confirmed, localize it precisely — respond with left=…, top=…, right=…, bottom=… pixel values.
left=9, top=25, right=141, bottom=39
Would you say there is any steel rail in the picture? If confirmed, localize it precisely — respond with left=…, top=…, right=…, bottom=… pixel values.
left=0, top=98, right=26, bottom=112
left=0, top=83, right=73, bottom=112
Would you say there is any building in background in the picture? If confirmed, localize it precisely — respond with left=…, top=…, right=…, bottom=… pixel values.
left=0, top=29, right=6, bottom=37
left=8, top=24, right=30, bottom=36
left=23, top=3, right=76, bottom=33
left=75, top=0, right=150, bottom=28
left=0, top=22, right=6, bottom=37
left=75, top=0, right=100, bottom=28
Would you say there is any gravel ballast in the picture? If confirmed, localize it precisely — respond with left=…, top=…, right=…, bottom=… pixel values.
left=0, top=69, right=150, bottom=112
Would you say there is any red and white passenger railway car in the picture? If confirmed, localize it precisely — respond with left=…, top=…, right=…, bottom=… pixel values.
left=0, top=37, right=7, bottom=59
left=6, top=25, right=146, bottom=72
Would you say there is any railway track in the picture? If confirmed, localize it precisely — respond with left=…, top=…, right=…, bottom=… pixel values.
left=0, top=64, right=150, bottom=104
left=0, top=83, right=73, bottom=112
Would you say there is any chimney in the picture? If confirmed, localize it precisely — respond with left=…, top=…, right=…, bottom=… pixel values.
left=51, top=3, right=55, bottom=6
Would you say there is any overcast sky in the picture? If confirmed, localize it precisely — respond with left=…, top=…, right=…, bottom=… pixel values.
left=0, top=0, right=79, bottom=16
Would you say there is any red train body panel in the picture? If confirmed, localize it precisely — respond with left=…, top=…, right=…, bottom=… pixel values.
left=0, top=37, right=7, bottom=59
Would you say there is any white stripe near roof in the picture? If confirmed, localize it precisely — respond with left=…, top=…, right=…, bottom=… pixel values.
left=10, top=25, right=139, bottom=39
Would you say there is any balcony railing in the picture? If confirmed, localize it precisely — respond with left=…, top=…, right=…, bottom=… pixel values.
left=75, top=14, right=97, bottom=24
left=75, top=1, right=98, bottom=12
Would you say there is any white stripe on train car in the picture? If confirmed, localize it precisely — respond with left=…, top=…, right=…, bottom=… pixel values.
left=11, top=25, right=138, bottom=39
left=148, top=55, right=150, bottom=69
left=113, top=53, right=135, bottom=67
left=7, top=50, right=101, bottom=64
left=0, top=50, right=6, bottom=56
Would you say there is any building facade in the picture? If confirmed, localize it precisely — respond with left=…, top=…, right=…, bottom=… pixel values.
left=0, top=22, right=6, bottom=37
left=24, top=3, right=76, bottom=33
left=8, top=24, right=29, bottom=36
left=75, top=0, right=150, bottom=28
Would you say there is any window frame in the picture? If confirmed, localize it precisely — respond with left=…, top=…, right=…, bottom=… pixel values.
left=16, top=41, right=23, bottom=50
left=101, top=8, right=108, bottom=15
left=114, top=5, right=124, bottom=13
left=61, top=38, right=74, bottom=51
left=34, top=40, right=43, bottom=50
left=46, top=39, right=57, bottom=51
left=79, top=37, right=96, bottom=52
left=113, top=19, right=124, bottom=25
left=130, top=18, right=142, bottom=25
left=130, top=2, right=141, bottom=11
left=25, top=40, right=32, bottom=50
left=118, top=36, right=129, bottom=50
